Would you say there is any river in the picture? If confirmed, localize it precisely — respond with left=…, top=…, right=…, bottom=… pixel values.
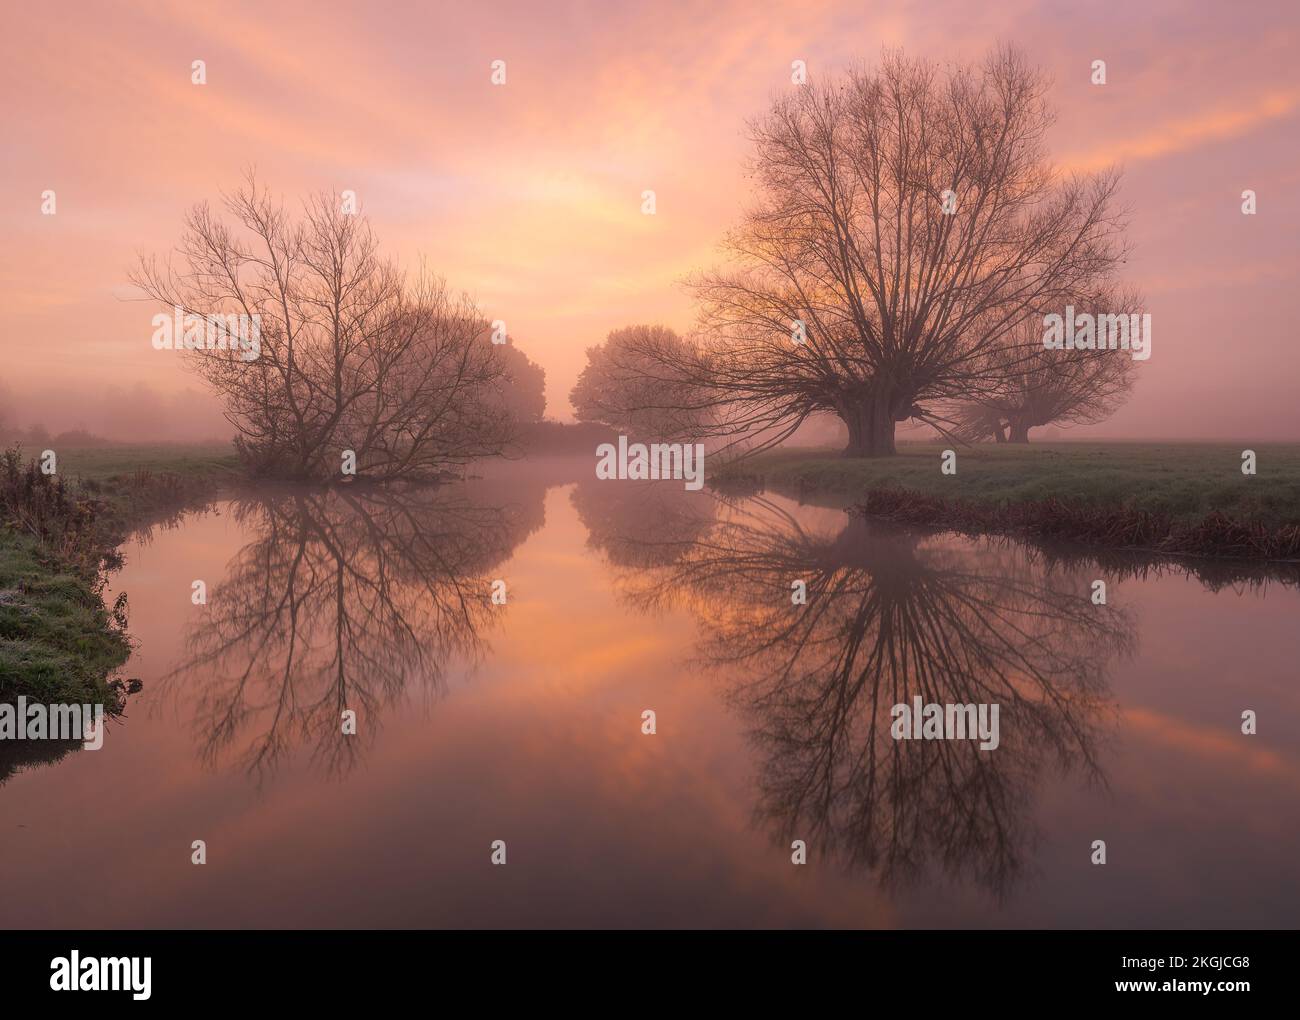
left=2, top=457, right=1297, bottom=927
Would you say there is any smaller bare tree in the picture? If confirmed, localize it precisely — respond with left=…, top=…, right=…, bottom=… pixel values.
left=570, top=325, right=721, bottom=441
left=943, top=287, right=1141, bottom=444
left=493, top=342, right=547, bottom=425
left=131, top=174, right=512, bottom=481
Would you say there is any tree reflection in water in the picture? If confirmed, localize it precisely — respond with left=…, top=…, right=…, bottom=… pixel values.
left=165, top=482, right=541, bottom=779
left=579, top=487, right=1137, bottom=898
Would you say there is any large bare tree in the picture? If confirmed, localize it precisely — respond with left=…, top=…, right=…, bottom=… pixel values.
left=131, top=175, right=513, bottom=481
left=620, top=48, right=1133, bottom=457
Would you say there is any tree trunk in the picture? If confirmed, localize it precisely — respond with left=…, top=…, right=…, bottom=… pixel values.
left=839, top=398, right=898, bottom=457
left=1008, top=421, right=1031, bottom=443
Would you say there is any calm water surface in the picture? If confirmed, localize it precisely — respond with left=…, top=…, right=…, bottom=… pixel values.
left=2, top=458, right=1297, bottom=928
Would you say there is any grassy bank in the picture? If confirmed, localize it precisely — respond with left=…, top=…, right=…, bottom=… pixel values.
left=1, top=441, right=237, bottom=707
left=713, top=442, right=1300, bottom=559
left=0, top=530, right=131, bottom=703
left=51, top=441, right=239, bottom=484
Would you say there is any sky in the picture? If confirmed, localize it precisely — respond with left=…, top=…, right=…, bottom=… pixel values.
left=1, top=0, right=1297, bottom=440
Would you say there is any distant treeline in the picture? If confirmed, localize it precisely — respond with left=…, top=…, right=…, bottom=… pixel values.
left=0, top=424, right=113, bottom=448
left=0, top=419, right=621, bottom=459
left=514, top=420, right=617, bottom=455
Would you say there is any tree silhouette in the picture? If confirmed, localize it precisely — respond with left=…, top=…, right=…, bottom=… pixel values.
left=610, top=48, right=1134, bottom=457
left=131, top=174, right=516, bottom=481
left=944, top=285, right=1141, bottom=443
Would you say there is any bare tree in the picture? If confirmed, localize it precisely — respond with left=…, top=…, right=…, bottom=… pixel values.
left=949, top=345, right=1137, bottom=445
left=946, top=296, right=1138, bottom=444
left=944, top=285, right=1141, bottom=443
left=617, top=48, right=1132, bottom=457
left=130, top=175, right=512, bottom=481
left=493, top=342, right=547, bottom=425
left=569, top=325, right=720, bottom=441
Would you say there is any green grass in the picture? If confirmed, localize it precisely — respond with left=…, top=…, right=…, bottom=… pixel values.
left=0, top=529, right=131, bottom=704
left=51, top=441, right=239, bottom=485
left=714, top=441, right=1300, bottom=528
left=1, top=441, right=236, bottom=707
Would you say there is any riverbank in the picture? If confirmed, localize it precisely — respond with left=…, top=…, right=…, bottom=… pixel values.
left=1, top=442, right=237, bottom=707
left=711, top=442, right=1300, bottom=560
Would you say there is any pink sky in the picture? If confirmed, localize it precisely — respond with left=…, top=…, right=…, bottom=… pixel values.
left=1, top=0, right=1297, bottom=440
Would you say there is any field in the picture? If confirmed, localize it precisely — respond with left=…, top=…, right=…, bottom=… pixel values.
left=46, top=441, right=239, bottom=485
left=715, top=441, right=1300, bottom=529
